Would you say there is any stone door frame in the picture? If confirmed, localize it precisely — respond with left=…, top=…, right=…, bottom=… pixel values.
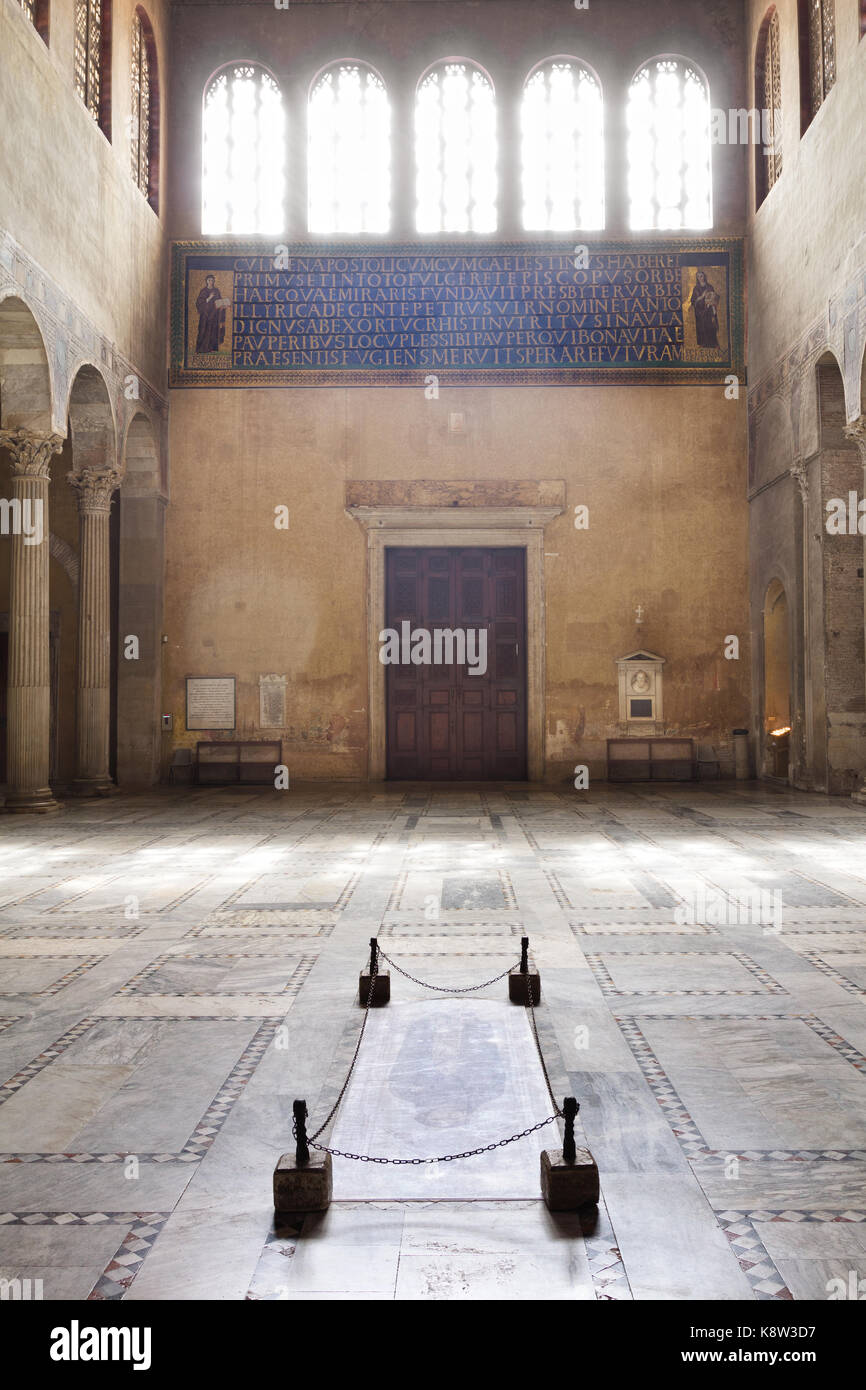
left=345, top=502, right=564, bottom=781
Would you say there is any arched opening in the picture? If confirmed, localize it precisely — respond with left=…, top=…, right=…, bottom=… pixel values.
left=0, top=296, right=56, bottom=795
left=0, top=294, right=53, bottom=433
left=66, top=364, right=119, bottom=792
left=627, top=55, right=712, bottom=230
left=308, top=60, right=390, bottom=233
left=815, top=352, right=865, bottom=792
left=117, top=411, right=163, bottom=787
left=754, top=7, right=782, bottom=209
left=131, top=7, right=160, bottom=212
left=763, top=578, right=791, bottom=779
left=521, top=57, right=604, bottom=231
left=201, top=61, right=285, bottom=234
left=415, top=58, right=497, bottom=233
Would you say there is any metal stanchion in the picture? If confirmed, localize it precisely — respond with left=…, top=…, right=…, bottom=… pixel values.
left=359, top=936, right=390, bottom=1005
left=540, top=1096, right=599, bottom=1211
left=508, top=935, right=541, bottom=1003
left=273, top=1098, right=333, bottom=1214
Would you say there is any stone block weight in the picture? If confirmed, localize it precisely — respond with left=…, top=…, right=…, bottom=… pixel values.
left=273, top=1150, right=333, bottom=1213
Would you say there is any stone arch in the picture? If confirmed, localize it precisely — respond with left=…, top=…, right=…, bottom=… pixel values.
left=121, top=409, right=162, bottom=495
left=66, top=362, right=118, bottom=476
left=0, top=293, right=55, bottom=435
left=815, top=350, right=849, bottom=449
left=116, top=409, right=164, bottom=788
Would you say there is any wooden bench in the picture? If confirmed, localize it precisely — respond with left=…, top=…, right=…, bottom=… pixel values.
left=607, top=737, right=696, bottom=782
left=195, top=741, right=283, bottom=785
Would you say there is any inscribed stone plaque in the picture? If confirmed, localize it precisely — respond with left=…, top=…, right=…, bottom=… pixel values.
left=259, top=674, right=286, bottom=729
left=186, top=676, right=236, bottom=731
left=170, top=239, right=744, bottom=388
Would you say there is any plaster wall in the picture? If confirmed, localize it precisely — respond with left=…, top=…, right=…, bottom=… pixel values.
left=160, top=0, right=753, bottom=782
left=0, top=0, right=170, bottom=387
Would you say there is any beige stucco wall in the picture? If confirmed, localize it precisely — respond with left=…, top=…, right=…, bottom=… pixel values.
left=159, top=0, right=752, bottom=782
left=163, top=383, right=750, bottom=780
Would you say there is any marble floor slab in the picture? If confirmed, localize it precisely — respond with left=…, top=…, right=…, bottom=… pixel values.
left=1, top=781, right=865, bottom=1300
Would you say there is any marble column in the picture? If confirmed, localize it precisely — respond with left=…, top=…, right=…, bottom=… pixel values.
left=68, top=466, right=122, bottom=796
left=0, top=428, right=64, bottom=812
left=844, top=417, right=866, bottom=805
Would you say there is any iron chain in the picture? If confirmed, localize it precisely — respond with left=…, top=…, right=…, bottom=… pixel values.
left=307, top=1113, right=557, bottom=1164
left=303, top=966, right=379, bottom=1142
left=292, top=941, right=565, bottom=1163
left=378, top=947, right=520, bottom=994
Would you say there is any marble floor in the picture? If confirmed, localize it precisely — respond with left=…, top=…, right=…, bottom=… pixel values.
left=1, top=780, right=866, bottom=1301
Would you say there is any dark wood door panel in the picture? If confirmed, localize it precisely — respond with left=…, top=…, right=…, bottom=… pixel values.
left=385, top=547, right=527, bottom=780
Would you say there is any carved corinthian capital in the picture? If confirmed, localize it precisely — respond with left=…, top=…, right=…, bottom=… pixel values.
left=790, top=456, right=809, bottom=504
left=68, top=467, right=122, bottom=513
left=0, top=428, right=64, bottom=479
left=843, top=416, right=866, bottom=463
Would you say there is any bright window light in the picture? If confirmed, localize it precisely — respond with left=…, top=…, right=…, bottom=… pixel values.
left=308, top=63, right=390, bottom=233
left=202, top=63, right=286, bottom=235
left=522, top=59, right=604, bottom=231
left=627, top=57, right=712, bottom=230
left=415, top=61, right=497, bottom=234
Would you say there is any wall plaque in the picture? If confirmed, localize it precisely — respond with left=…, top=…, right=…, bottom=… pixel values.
left=170, top=240, right=744, bottom=388
left=186, top=676, right=236, bottom=731
left=259, top=673, right=287, bottom=729
left=616, top=650, right=665, bottom=729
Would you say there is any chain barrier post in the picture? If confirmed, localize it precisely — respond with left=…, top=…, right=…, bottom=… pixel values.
left=562, top=1096, right=577, bottom=1164
left=294, top=1099, right=310, bottom=1164
left=273, top=1098, right=333, bottom=1214
left=359, top=936, right=390, bottom=1006
left=540, top=1096, right=599, bottom=1212
left=508, top=935, right=541, bottom=1004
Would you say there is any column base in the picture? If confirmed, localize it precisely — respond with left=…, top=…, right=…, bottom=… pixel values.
left=3, top=790, right=63, bottom=814
left=852, top=780, right=866, bottom=806
left=69, top=778, right=120, bottom=798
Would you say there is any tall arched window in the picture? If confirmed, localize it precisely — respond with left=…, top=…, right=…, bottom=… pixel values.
left=74, top=0, right=110, bottom=136
left=521, top=58, right=604, bottom=231
left=202, top=62, right=285, bottom=235
left=308, top=62, right=390, bottom=233
left=19, top=0, right=50, bottom=44
left=131, top=8, right=159, bottom=212
left=755, top=9, right=782, bottom=207
left=799, top=0, right=836, bottom=130
left=627, top=57, right=712, bottom=230
left=415, top=60, right=496, bottom=234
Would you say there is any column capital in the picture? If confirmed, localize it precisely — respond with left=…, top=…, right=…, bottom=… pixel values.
left=790, top=456, right=809, bottom=503
left=843, top=416, right=866, bottom=461
left=0, top=428, right=64, bottom=479
left=68, top=467, right=122, bottom=513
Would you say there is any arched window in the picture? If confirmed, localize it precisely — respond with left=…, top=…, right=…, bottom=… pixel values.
left=308, top=62, right=390, bottom=233
left=798, top=0, right=836, bottom=130
left=202, top=62, right=285, bottom=235
left=19, top=0, right=50, bottom=44
left=415, top=60, right=496, bottom=234
left=755, top=9, right=782, bottom=207
left=130, top=8, right=159, bottom=212
left=74, top=0, right=110, bottom=136
left=627, top=57, right=712, bottom=230
left=521, top=58, right=604, bottom=231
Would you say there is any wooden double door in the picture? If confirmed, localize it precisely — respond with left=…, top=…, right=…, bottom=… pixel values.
left=385, top=547, right=527, bottom=780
